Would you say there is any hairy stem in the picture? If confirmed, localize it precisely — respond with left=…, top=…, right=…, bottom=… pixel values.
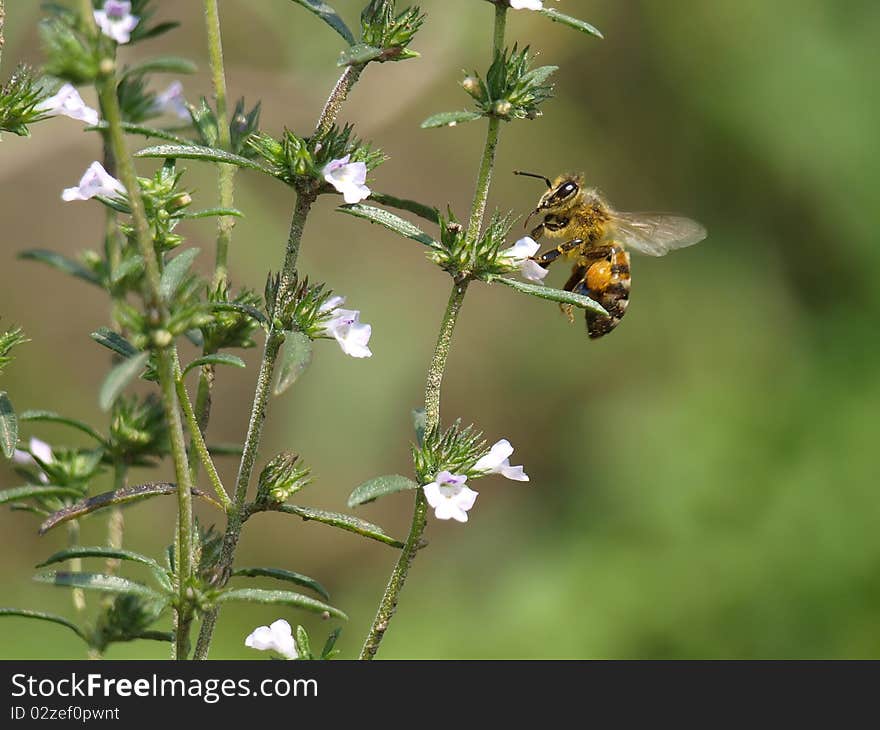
left=104, top=463, right=127, bottom=577
left=98, top=62, right=195, bottom=660
left=360, top=280, right=470, bottom=660
left=314, top=65, right=363, bottom=138
left=359, top=4, right=508, bottom=660
left=203, top=0, right=235, bottom=289
left=67, top=520, right=86, bottom=615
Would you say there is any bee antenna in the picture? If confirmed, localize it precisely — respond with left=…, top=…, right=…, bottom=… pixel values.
left=513, top=170, right=552, bottom=189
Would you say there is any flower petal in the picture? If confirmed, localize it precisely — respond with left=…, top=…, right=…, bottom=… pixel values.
left=519, top=258, right=550, bottom=282
left=474, top=439, right=514, bottom=472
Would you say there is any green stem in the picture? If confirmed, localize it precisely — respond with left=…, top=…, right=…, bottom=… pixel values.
left=67, top=520, right=86, bottom=615
left=203, top=0, right=235, bottom=289
left=360, top=280, right=470, bottom=660
left=359, top=4, right=508, bottom=660
left=104, top=463, right=127, bottom=577
left=175, top=362, right=231, bottom=510
left=97, top=64, right=195, bottom=660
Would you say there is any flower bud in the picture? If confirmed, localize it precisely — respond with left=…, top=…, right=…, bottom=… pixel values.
left=493, top=100, right=513, bottom=117
left=152, top=329, right=172, bottom=348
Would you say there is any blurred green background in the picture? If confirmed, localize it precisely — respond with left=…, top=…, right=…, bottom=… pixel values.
left=2, top=0, right=879, bottom=659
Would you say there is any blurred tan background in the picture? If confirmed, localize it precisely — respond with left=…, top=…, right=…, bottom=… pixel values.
left=2, top=0, right=879, bottom=659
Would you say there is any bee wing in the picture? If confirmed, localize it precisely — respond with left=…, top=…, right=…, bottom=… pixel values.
left=610, top=211, right=707, bottom=257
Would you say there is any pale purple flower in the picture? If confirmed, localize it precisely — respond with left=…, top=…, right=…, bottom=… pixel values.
left=317, top=296, right=373, bottom=358
left=499, top=236, right=549, bottom=282
left=322, top=155, right=371, bottom=204
left=13, top=437, right=54, bottom=484
left=474, top=439, right=529, bottom=482
left=244, top=619, right=298, bottom=659
left=94, top=0, right=139, bottom=45
left=62, top=161, right=126, bottom=202
left=154, top=81, right=190, bottom=120
left=35, top=84, right=99, bottom=126
left=423, top=471, right=479, bottom=523
left=510, top=0, right=543, bottom=9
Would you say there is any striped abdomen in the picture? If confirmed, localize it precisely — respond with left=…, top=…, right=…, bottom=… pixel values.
left=575, top=245, right=631, bottom=339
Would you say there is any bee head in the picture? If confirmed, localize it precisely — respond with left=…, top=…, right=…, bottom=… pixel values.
left=515, top=171, right=584, bottom=233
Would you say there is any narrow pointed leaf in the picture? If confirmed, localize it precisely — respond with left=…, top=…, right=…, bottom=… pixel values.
left=34, top=571, right=166, bottom=601
left=232, top=567, right=329, bottom=601
left=538, top=8, right=603, bottom=39
left=412, top=408, right=427, bottom=446
left=159, top=248, right=200, bottom=301
left=39, top=482, right=214, bottom=535
left=111, top=254, right=144, bottom=284
left=210, top=302, right=268, bottom=325
left=183, top=353, right=246, bottom=376
left=135, top=144, right=270, bottom=173
left=99, top=352, right=150, bottom=411
left=337, top=43, right=383, bottom=66
left=295, top=625, right=312, bottom=659
left=337, top=204, right=438, bottom=247
left=122, top=56, right=198, bottom=78
left=0, top=608, right=87, bottom=641
left=18, top=250, right=100, bottom=286
left=218, top=587, right=347, bottom=620
left=348, top=474, right=420, bottom=508
left=91, top=327, right=139, bottom=358
left=0, top=391, right=17, bottom=458
left=207, top=443, right=244, bottom=457
left=277, top=504, right=404, bottom=548
left=18, top=410, right=106, bottom=445
left=179, top=207, right=243, bottom=220
left=369, top=192, right=440, bottom=224
left=36, top=546, right=165, bottom=575
left=274, top=331, right=312, bottom=395
left=420, top=110, right=484, bottom=129
left=289, top=0, right=354, bottom=45
left=0, top=485, right=83, bottom=505
left=321, top=627, right=342, bottom=659
left=133, top=630, right=174, bottom=643
left=492, top=276, right=609, bottom=315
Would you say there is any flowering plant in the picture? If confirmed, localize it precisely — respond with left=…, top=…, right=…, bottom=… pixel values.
left=0, top=0, right=604, bottom=659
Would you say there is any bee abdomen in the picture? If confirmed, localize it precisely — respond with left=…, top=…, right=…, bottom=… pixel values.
left=578, top=246, right=630, bottom=339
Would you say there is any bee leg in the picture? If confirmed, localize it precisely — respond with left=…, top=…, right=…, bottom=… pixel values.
left=559, top=265, right=586, bottom=324
left=532, top=239, right=584, bottom=267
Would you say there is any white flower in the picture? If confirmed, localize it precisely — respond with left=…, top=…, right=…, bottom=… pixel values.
left=473, top=439, right=529, bottom=482
left=154, top=81, right=190, bottom=120
left=13, top=437, right=54, bottom=483
left=499, top=236, right=549, bottom=282
left=423, top=471, right=479, bottom=523
left=94, top=0, right=139, bottom=45
left=244, top=619, right=298, bottom=660
left=62, top=161, right=126, bottom=202
left=322, top=155, right=371, bottom=204
left=35, top=84, right=99, bottom=125
left=510, top=0, right=543, bottom=10
left=317, top=296, right=373, bottom=358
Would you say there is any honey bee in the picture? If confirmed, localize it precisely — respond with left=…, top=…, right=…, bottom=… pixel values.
left=515, top=171, right=707, bottom=338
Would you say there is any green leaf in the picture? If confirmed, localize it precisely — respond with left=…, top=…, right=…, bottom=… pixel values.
left=36, top=547, right=165, bottom=575
left=207, top=443, right=244, bottom=457
left=99, top=352, right=150, bottom=412
left=0, top=608, right=87, bottom=641
left=369, top=192, right=440, bottom=224
left=420, top=110, right=484, bottom=129
left=348, top=474, right=420, bottom=508
left=111, top=254, right=145, bottom=284
left=183, top=353, right=246, bottom=376
left=0, top=391, right=17, bottom=459
left=289, top=0, right=354, bottom=45
left=133, top=630, right=174, bottom=643
left=135, top=144, right=270, bottom=173
left=91, top=327, right=139, bottom=359
left=537, top=8, right=604, bottom=39
left=232, top=567, right=329, bottom=601
left=179, top=207, right=244, bottom=220
left=87, top=121, right=190, bottom=145
left=274, top=331, right=313, bottom=396
left=522, top=65, right=560, bottom=87
left=491, top=276, right=609, bottom=316
left=159, top=247, right=200, bottom=302
left=337, top=43, right=383, bottom=66
left=0, top=485, right=83, bottom=505
left=321, top=627, right=342, bottom=659
left=412, top=408, right=427, bottom=446
left=18, top=410, right=106, bottom=445
left=38, top=482, right=214, bottom=535
left=18, top=250, right=100, bottom=286
left=210, top=301, right=268, bottom=326
left=337, top=204, right=438, bottom=247
left=218, top=588, right=347, bottom=620
left=122, top=56, right=198, bottom=79
left=34, top=571, right=167, bottom=601
left=277, top=504, right=404, bottom=548
left=295, top=625, right=313, bottom=659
